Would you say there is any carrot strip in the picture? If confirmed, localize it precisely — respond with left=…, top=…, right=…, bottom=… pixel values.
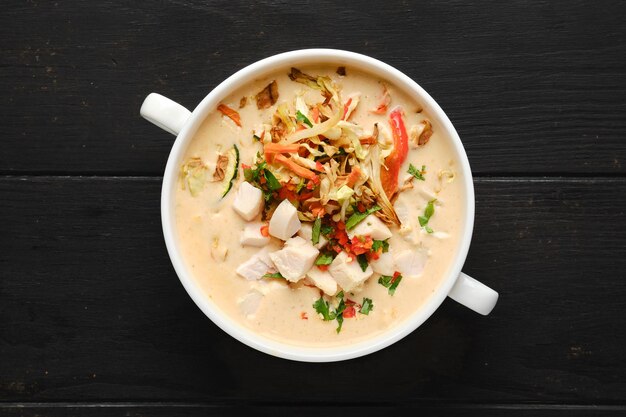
left=274, top=154, right=319, bottom=181
left=264, top=143, right=300, bottom=154
left=217, top=104, right=242, bottom=127
left=342, top=98, right=353, bottom=120
left=345, top=166, right=362, bottom=188
left=359, top=137, right=378, bottom=145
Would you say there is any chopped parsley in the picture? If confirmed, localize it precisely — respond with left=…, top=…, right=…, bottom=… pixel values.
left=312, top=217, right=322, bottom=245
left=371, top=239, right=390, bottom=253
left=313, top=297, right=335, bottom=321
left=296, top=110, right=313, bottom=127
left=263, top=169, right=282, bottom=191
left=378, top=273, right=403, bottom=295
left=418, top=199, right=436, bottom=233
left=408, top=164, right=426, bottom=181
left=262, top=272, right=284, bottom=279
left=320, top=224, right=335, bottom=237
left=360, top=298, right=374, bottom=315
left=313, top=291, right=348, bottom=333
left=315, top=252, right=334, bottom=265
left=356, top=254, right=369, bottom=272
left=345, top=205, right=381, bottom=230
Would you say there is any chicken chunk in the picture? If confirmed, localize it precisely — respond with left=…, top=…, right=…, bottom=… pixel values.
left=306, top=267, right=338, bottom=296
left=269, top=199, right=301, bottom=240
left=240, top=222, right=270, bottom=247
left=347, top=214, right=392, bottom=240
left=233, top=182, right=263, bottom=221
left=297, top=222, right=328, bottom=249
left=371, top=250, right=395, bottom=276
left=329, top=251, right=373, bottom=292
left=269, top=236, right=319, bottom=282
left=393, top=249, right=427, bottom=279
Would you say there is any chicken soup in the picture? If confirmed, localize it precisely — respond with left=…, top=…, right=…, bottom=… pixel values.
left=175, top=65, right=464, bottom=347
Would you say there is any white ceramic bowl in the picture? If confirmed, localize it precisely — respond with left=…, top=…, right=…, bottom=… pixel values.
left=140, top=49, right=498, bottom=362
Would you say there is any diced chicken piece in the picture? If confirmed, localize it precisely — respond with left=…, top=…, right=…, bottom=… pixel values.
left=233, top=182, right=263, bottom=221
left=306, top=267, right=338, bottom=296
left=394, top=249, right=428, bottom=279
left=255, top=246, right=276, bottom=269
left=240, top=222, right=270, bottom=247
left=394, top=200, right=412, bottom=235
left=297, top=222, right=328, bottom=249
left=269, top=199, right=301, bottom=240
left=236, top=257, right=271, bottom=281
left=269, top=236, right=319, bottom=282
left=329, top=251, right=373, bottom=292
left=371, top=250, right=395, bottom=276
left=347, top=214, right=392, bottom=240
left=238, top=290, right=264, bottom=317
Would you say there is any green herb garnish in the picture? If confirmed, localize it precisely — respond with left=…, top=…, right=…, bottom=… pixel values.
left=253, top=134, right=261, bottom=141
left=378, top=273, right=403, bottom=295
left=418, top=199, right=436, bottom=233
left=263, top=169, right=282, bottom=191
left=356, top=254, right=369, bottom=272
left=408, top=164, right=426, bottom=181
left=312, top=217, right=322, bottom=245
left=296, top=110, right=313, bottom=128
left=313, top=297, right=335, bottom=321
left=345, top=205, right=381, bottom=230
left=371, top=239, right=390, bottom=253
left=296, top=179, right=306, bottom=193
left=263, top=272, right=284, bottom=279
left=313, top=292, right=347, bottom=333
left=320, top=224, right=334, bottom=237
left=315, top=252, right=334, bottom=265
left=360, top=298, right=374, bottom=315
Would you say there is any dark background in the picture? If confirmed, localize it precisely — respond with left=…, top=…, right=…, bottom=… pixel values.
left=1, top=1, right=625, bottom=416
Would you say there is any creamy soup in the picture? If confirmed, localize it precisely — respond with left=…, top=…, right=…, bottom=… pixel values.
left=175, top=65, right=463, bottom=347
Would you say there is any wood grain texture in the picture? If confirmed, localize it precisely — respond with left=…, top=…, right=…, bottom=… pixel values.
left=1, top=403, right=626, bottom=417
left=1, top=0, right=625, bottom=175
left=1, top=176, right=624, bottom=403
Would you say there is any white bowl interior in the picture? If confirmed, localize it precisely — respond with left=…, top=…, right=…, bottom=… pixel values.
left=161, top=49, right=474, bottom=362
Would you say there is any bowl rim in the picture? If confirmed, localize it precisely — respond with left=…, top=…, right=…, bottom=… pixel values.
left=160, top=48, right=475, bottom=362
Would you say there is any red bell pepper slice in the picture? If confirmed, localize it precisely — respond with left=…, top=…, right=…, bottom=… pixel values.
left=380, top=107, right=409, bottom=198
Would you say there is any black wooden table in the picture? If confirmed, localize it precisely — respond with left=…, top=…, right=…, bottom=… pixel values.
left=1, top=1, right=625, bottom=416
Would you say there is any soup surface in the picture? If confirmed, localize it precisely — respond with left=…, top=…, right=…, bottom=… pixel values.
left=175, top=65, right=464, bottom=347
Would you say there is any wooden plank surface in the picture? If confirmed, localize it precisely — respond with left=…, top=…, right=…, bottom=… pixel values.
left=1, top=0, right=625, bottom=175
left=1, top=176, right=624, bottom=404
left=1, top=403, right=626, bottom=417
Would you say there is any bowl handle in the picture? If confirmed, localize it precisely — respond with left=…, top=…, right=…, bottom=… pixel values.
left=140, top=93, right=191, bottom=136
left=448, top=272, right=499, bottom=315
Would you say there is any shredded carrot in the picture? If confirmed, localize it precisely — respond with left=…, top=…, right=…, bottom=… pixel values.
left=264, top=143, right=300, bottom=163
left=217, top=104, right=242, bottom=127
left=345, top=166, right=362, bottom=188
left=300, top=312, right=308, bottom=320
left=311, top=107, right=320, bottom=123
left=264, top=143, right=300, bottom=154
left=260, top=225, right=269, bottom=237
left=359, top=136, right=377, bottom=145
left=342, top=98, right=353, bottom=120
left=274, top=154, right=319, bottom=181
